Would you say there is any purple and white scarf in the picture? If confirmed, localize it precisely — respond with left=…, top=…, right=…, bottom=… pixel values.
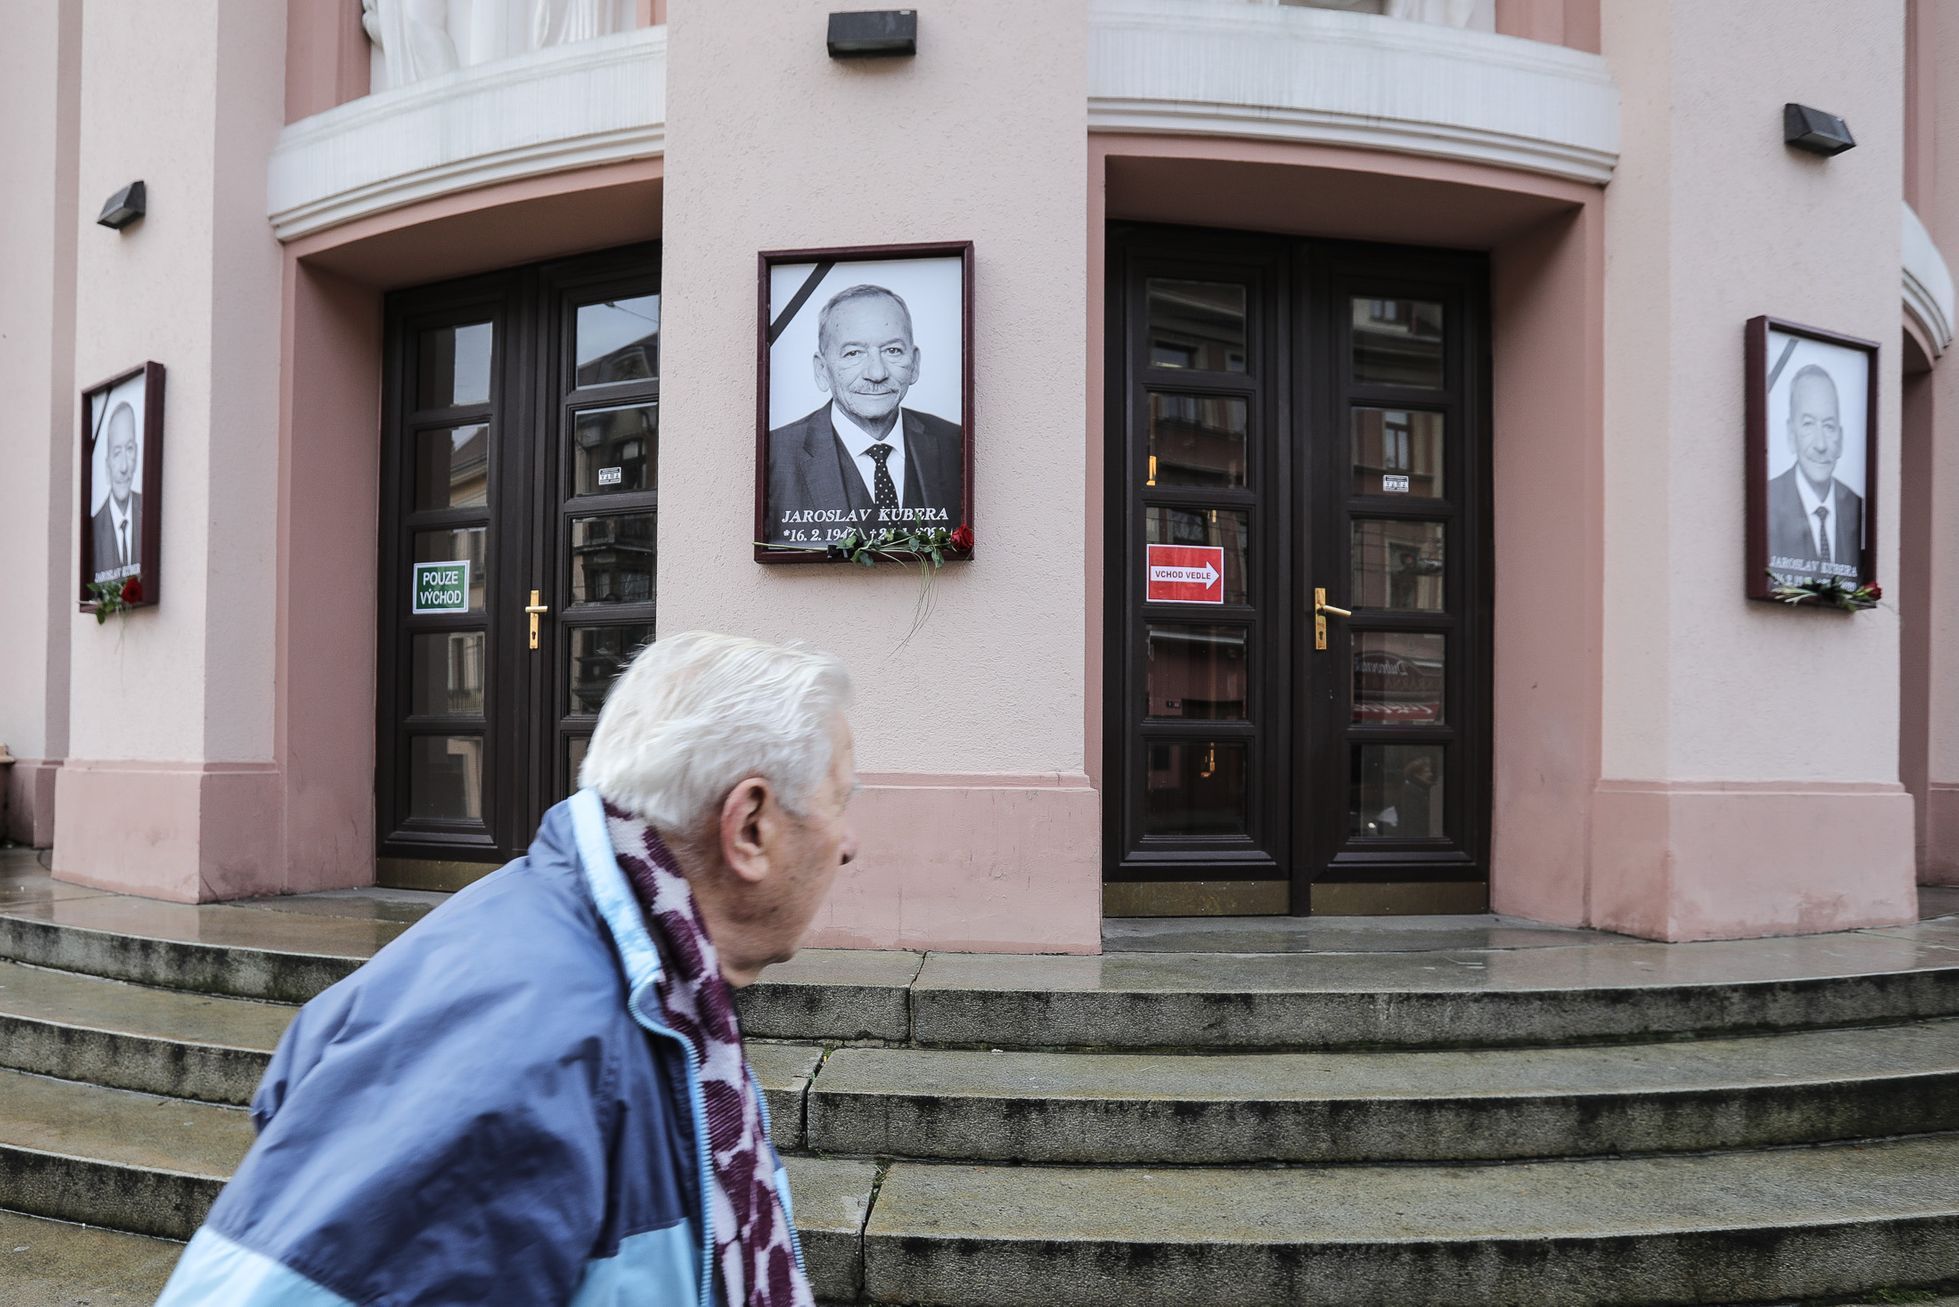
left=606, top=806, right=814, bottom=1307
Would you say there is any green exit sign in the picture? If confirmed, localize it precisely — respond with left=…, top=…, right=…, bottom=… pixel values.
left=411, top=560, right=471, bottom=614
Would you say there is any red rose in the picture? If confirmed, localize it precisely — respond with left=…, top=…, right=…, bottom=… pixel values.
left=122, top=577, right=143, bottom=604
left=950, top=523, right=974, bottom=552
left=1867, top=581, right=1882, bottom=600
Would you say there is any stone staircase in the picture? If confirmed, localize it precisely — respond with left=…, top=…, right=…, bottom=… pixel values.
left=2, top=848, right=1957, bottom=1305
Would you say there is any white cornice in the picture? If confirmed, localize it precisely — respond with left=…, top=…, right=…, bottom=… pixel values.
left=1088, top=0, right=1619, bottom=185
left=1903, top=202, right=1955, bottom=359
left=267, top=26, right=666, bottom=243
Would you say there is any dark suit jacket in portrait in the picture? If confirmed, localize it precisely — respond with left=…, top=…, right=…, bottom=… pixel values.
left=90, top=491, right=143, bottom=582
left=1766, top=467, right=1862, bottom=578
left=765, top=403, right=964, bottom=544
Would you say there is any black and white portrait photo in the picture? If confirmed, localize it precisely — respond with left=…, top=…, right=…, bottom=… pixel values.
left=78, top=362, right=165, bottom=607
left=1745, top=318, right=1878, bottom=598
left=756, top=243, right=972, bottom=558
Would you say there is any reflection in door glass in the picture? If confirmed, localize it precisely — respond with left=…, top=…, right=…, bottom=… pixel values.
left=575, top=294, right=660, bottom=386
left=408, top=735, right=484, bottom=822
left=1146, top=280, right=1247, bottom=372
left=417, top=322, right=493, bottom=409
left=566, top=734, right=589, bottom=797
left=1349, top=744, right=1444, bottom=837
left=413, top=526, right=488, bottom=613
left=414, top=424, right=490, bottom=509
left=1146, top=625, right=1249, bottom=719
left=1351, top=519, right=1444, bottom=611
left=570, top=624, right=654, bottom=714
left=1147, top=393, right=1247, bottom=489
left=1351, top=298, right=1443, bottom=389
left=570, top=513, right=655, bottom=604
left=1146, top=506, right=1249, bottom=605
left=410, top=631, right=486, bottom=717
left=1144, top=741, right=1249, bottom=836
left=1352, top=632, right=1444, bottom=724
left=1350, top=408, right=1443, bottom=498
left=573, top=402, right=657, bottom=495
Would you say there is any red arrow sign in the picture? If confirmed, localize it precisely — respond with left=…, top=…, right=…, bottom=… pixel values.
left=1146, top=544, right=1226, bottom=604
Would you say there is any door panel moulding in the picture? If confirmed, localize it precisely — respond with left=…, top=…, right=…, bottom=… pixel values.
left=267, top=26, right=667, bottom=242
left=1088, top=0, right=1620, bottom=186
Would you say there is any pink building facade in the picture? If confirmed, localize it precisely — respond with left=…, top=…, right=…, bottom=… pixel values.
left=3, top=0, right=1955, bottom=952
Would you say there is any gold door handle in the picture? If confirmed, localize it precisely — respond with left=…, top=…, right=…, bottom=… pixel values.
left=1314, top=587, right=1350, bottom=651
left=524, top=589, right=549, bottom=651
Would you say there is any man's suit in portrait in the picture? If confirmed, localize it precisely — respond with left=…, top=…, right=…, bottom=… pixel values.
left=1766, top=467, right=1861, bottom=577
left=91, top=492, right=143, bottom=583
left=766, top=403, right=963, bottom=544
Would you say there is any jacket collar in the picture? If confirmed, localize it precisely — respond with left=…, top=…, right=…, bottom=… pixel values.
left=568, top=787, right=665, bottom=999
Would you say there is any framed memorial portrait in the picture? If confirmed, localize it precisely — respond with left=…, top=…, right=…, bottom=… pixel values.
left=1745, top=317, right=1878, bottom=601
left=78, top=361, right=166, bottom=611
left=754, top=241, right=974, bottom=562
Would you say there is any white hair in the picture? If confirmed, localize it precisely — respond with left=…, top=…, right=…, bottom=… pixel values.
left=577, top=631, right=851, bottom=833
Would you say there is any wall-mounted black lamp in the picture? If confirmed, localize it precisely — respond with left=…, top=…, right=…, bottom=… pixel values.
left=828, top=9, right=916, bottom=58
left=96, top=181, right=147, bottom=230
left=1784, top=104, right=1855, bottom=157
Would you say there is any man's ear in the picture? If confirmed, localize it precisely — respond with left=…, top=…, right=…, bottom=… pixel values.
left=812, top=355, right=833, bottom=395
left=907, top=345, right=923, bottom=384
left=719, top=777, right=774, bottom=886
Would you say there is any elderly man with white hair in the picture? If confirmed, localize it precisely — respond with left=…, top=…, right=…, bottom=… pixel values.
left=156, top=632, right=856, bottom=1307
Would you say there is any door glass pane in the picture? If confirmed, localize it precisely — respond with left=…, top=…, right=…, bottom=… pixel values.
left=1143, top=741, right=1249, bottom=837
left=1351, top=408, right=1444, bottom=498
left=570, top=512, right=656, bottom=605
left=413, top=527, right=487, bottom=613
left=1147, top=393, right=1247, bottom=490
left=1353, top=632, right=1445, bottom=724
left=409, top=631, right=486, bottom=717
left=575, top=294, right=660, bottom=387
left=1146, top=625, right=1249, bottom=720
left=573, top=402, right=658, bottom=495
left=570, top=623, right=654, bottom=714
left=1146, top=506, right=1249, bottom=605
left=1350, top=744, right=1444, bottom=838
left=414, top=423, right=490, bottom=510
left=417, top=322, right=493, bottom=409
left=1351, top=298, right=1443, bottom=389
left=1351, top=519, right=1444, bottom=611
left=566, top=734, right=590, bottom=795
left=408, top=735, right=484, bottom=822
left=1146, top=280, right=1247, bottom=372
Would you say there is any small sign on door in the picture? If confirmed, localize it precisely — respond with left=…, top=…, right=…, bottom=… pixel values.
left=597, top=466, right=624, bottom=487
left=1146, top=543, right=1226, bottom=604
left=1382, top=474, right=1411, bottom=493
left=411, top=560, right=471, bottom=614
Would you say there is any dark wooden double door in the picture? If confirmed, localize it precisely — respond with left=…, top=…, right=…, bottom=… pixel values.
left=375, top=246, right=661, bottom=883
left=1106, top=227, right=1491, bottom=915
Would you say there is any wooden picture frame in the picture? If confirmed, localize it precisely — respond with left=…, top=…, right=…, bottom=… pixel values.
left=1745, top=316, right=1879, bottom=603
left=78, top=361, right=166, bottom=611
left=754, top=241, right=974, bottom=563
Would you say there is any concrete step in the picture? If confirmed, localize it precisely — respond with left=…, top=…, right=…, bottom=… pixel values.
left=0, top=1064, right=870, bottom=1298
left=0, top=959, right=289, bottom=1105
left=902, top=921, right=1959, bottom=1049
left=863, top=1134, right=1959, bottom=1307
left=11, top=860, right=1957, bottom=1052
left=805, top=1018, right=1959, bottom=1164
left=0, top=1209, right=187, bottom=1306
left=0, top=1068, right=248, bottom=1241
left=0, top=959, right=822, bottom=1139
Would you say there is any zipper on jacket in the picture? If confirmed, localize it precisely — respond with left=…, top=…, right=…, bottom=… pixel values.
left=629, top=988, right=717, bottom=1307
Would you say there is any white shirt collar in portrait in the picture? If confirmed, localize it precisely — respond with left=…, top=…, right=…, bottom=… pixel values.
left=108, top=494, right=133, bottom=564
left=832, top=403, right=908, bottom=512
left=1792, top=469, right=1838, bottom=555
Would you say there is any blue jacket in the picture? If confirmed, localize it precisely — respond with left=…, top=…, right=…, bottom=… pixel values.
left=155, top=788, right=802, bottom=1305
